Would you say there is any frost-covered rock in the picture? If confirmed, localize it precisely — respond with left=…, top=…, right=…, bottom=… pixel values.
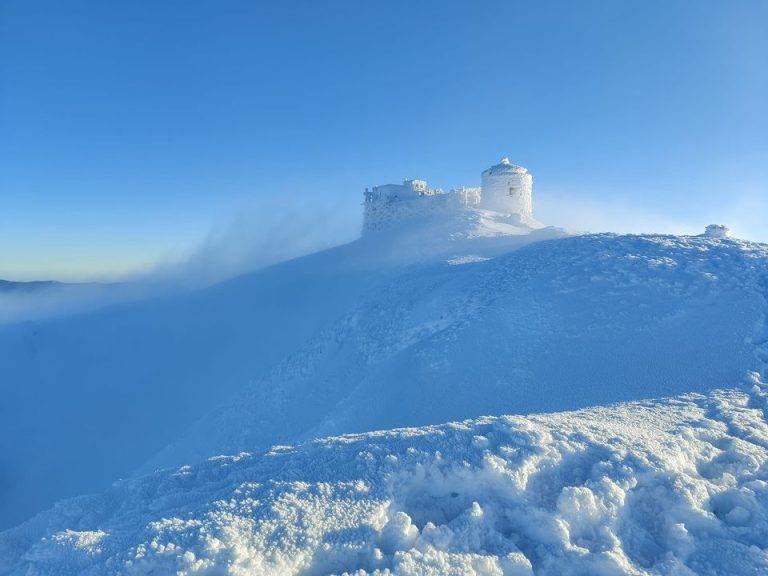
left=3, top=379, right=768, bottom=575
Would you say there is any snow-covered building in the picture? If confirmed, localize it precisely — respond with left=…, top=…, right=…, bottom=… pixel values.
left=362, top=179, right=454, bottom=233
left=480, top=157, right=533, bottom=216
left=363, top=158, right=534, bottom=233
left=363, top=179, right=442, bottom=204
left=704, top=224, right=730, bottom=238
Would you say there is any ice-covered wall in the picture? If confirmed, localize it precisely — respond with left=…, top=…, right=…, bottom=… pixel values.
left=363, top=192, right=459, bottom=233
left=453, top=186, right=481, bottom=207
left=704, top=224, right=730, bottom=238
left=362, top=159, right=534, bottom=235
left=479, top=158, right=533, bottom=217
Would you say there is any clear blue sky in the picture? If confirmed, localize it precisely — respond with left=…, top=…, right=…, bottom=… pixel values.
left=1, top=1, right=766, bottom=280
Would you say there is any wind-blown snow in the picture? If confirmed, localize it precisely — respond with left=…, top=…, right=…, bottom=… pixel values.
left=3, top=374, right=768, bottom=575
left=4, top=208, right=768, bottom=531
left=0, top=210, right=562, bottom=528
left=2, top=204, right=768, bottom=574
left=146, top=232, right=768, bottom=472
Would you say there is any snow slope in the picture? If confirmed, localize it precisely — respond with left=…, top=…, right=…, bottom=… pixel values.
left=3, top=208, right=768, bottom=574
left=146, top=232, right=768, bottom=472
left=3, top=374, right=768, bottom=575
left=0, top=280, right=129, bottom=324
left=0, top=210, right=559, bottom=528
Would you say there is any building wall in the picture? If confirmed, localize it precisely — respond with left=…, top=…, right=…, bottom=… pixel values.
left=362, top=161, right=534, bottom=235
left=479, top=171, right=533, bottom=216
left=453, top=187, right=481, bottom=207
left=363, top=192, right=459, bottom=234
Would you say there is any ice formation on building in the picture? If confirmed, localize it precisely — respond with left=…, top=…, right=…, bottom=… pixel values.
left=704, top=224, right=730, bottom=238
left=480, top=157, right=533, bottom=216
left=363, top=158, right=534, bottom=233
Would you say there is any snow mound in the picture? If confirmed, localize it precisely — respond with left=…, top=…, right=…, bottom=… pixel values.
left=354, top=207, right=562, bottom=265
left=4, top=375, right=768, bottom=575
left=3, top=216, right=767, bottom=533
left=147, top=233, right=768, bottom=471
left=0, top=209, right=563, bottom=529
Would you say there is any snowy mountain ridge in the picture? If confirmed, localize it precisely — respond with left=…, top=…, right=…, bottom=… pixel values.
left=0, top=208, right=562, bottom=529
left=3, top=375, right=768, bottom=575
left=2, top=209, right=768, bottom=575
left=143, top=232, right=768, bottom=473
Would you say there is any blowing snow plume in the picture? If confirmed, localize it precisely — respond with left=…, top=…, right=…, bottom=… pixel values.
left=144, top=200, right=361, bottom=289
left=0, top=198, right=367, bottom=528
left=0, top=201, right=361, bottom=325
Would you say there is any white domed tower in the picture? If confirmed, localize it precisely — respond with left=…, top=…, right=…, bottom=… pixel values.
left=480, top=158, right=533, bottom=217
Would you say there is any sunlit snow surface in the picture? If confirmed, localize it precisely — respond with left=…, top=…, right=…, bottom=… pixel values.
left=3, top=210, right=768, bottom=574
left=147, top=233, right=768, bottom=472
left=3, top=376, right=768, bottom=575
left=0, top=211, right=562, bottom=527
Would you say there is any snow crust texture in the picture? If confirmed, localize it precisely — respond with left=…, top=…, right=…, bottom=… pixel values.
left=4, top=222, right=768, bottom=576
left=150, top=234, right=768, bottom=470
left=4, top=376, right=768, bottom=575
left=0, top=209, right=560, bottom=528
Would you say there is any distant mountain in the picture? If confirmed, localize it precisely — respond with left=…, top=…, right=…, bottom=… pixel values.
left=0, top=279, right=62, bottom=292
left=0, top=278, right=129, bottom=327
left=0, top=279, right=118, bottom=293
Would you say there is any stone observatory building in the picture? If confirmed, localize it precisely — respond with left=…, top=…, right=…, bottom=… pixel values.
left=479, top=157, right=533, bottom=217
left=363, top=158, right=537, bottom=233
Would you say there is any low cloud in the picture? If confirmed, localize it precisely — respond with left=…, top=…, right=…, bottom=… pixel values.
left=537, top=189, right=768, bottom=242
left=537, top=194, right=700, bottom=236
left=2, top=189, right=765, bottom=325
left=0, top=282, right=131, bottom=324
left=0, top=200, right=361, bottom=324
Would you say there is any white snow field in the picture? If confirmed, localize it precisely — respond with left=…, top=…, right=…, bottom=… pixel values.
left=3, top=206, right=768, bottom=575
left=146, top=231, right=768, bottom=473
left=3, top=376, right=768, bottom=575
left=0, top=210, right=562, bottom=528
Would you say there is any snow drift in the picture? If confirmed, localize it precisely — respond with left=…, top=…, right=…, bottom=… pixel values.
left=2, top=203, right=768, bottom=575
left=3, top=208, right=768, bottom=532
left=3, top=374, right=768, bottom=575
left=0, top=210, right=561, bottom=528
left=147, top=232, right=768, bottom=472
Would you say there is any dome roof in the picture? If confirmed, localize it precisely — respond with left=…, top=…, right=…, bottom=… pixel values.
left=482, top=157, right=528, bottom=176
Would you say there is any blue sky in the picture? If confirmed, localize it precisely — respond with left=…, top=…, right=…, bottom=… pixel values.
left=1, top=0, right=766, bottom=280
